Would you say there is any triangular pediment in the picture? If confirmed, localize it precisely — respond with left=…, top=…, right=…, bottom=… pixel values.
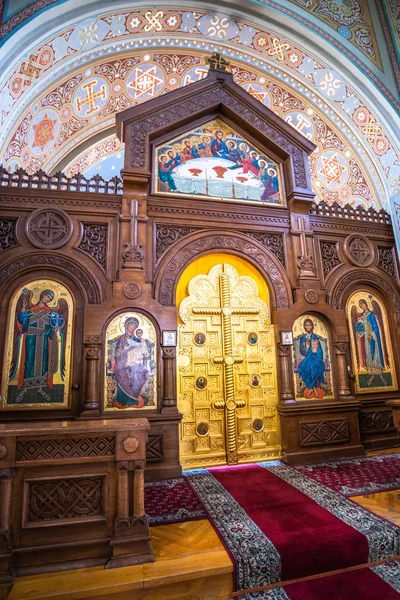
left=116, top=68, right=316, bottom=200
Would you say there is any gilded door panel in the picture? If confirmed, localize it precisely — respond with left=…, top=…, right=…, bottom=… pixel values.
left=177, top=263, right=280, bottom=469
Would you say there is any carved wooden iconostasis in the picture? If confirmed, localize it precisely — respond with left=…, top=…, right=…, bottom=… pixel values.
left=0, top=56, right=400, bottom=488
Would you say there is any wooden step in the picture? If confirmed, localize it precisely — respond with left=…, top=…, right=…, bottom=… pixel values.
left=6, top=520, right=234, bottom=600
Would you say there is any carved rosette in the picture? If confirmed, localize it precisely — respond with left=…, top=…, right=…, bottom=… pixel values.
left=124, top=283, right=141, bottom=299
left=304, top=289, right=318, bottom=304
left=344, top=234, right=374, bottom=267
left=26, top=207, right=73, bottom=249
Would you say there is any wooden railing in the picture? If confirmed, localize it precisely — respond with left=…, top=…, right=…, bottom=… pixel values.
left=0, top=168, right=391, bottom=224
left=310, top=200, right=391, bottom=224
left=0, top=167, right=123, bottom=195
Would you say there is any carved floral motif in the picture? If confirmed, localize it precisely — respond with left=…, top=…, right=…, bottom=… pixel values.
left=78, top=223, right=108, bottom=270
left=246, top=232, right=285, bottom=265
left=0, top=219, right=17, bottom=253
left=320, top=241, right=341, bottom=277
left=155, top=225, right=197, bottom=261
left=377, top=247, right=396, bottom=280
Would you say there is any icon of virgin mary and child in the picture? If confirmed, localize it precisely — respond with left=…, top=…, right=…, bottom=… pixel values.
left=107, top=317, right=155, bottom=409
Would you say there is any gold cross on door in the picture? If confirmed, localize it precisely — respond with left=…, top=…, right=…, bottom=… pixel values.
left=177, top=262, right=280, bottom=469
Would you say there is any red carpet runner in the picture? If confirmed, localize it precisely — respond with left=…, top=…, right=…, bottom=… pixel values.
left=239, top=561, right=400, bottom=599
left=185, top=463, right=400, bottom=593
left=294, top=452, right=400, bottom=496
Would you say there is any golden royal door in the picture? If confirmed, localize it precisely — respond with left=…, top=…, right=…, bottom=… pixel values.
left=177, top=262, right=281, bottom=469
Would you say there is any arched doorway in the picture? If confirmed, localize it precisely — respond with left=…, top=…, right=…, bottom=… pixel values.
left=176, top=253, right=281, bottom=469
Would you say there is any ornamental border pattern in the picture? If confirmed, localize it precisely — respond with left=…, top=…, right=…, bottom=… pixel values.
left=185, top=469, right=282, bottom=590
left=259, top=462, right=400, bottom=562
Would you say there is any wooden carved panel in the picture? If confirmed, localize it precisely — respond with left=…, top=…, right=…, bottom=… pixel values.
left=16, top=436, right=116, bottom=462
left=78, top=223, right=108, bottom=271
left=0, top=219, right=17, bottom=253
left=319, top=240, right=341, bottom=277
left=158, top=234, right=290, bottom=308
left=246, top=232, right=285, bottom=265
left=299, top=419, right=350, bottom=447
left=146, top=434, right=164, bottom=462
left=377, top=247, right=396, bottom=280
left=155, top=225, right=197, bottom=261
left=359, top=410, right=396, bottom=434
left=26, top=476, right=104, bottom=525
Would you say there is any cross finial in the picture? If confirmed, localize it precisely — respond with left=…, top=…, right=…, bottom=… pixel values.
left=207, top=52, right=230, bottom=72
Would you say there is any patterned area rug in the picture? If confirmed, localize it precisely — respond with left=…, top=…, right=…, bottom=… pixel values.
left=241, top=560, right=400, bottom=599
left=294, top=453, right=400, bottom=496
left=145, top=477, right=206, bottom=525
left=186, top=463, right=400, bottom=592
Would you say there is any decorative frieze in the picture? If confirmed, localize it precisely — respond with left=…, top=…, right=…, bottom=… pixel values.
left=299, top=419, right=350, bottom=447
left=16, top=436, right=116, bottom=461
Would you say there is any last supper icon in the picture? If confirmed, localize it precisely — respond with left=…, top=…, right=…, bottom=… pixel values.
left=154, top=118, right=283, bottom=205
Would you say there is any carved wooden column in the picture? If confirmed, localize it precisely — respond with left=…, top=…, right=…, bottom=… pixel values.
left=0, top=438, right=15, bottom=584
left=108, top=426, right=154, bottom=569
left=117, top=468, right=129, bottom=518
left=386, top=400, right=400, bottom=432
left=133, top=468, right=145, bottom=518
left=334, top=339, right=354, bottom=401
left=0, top=470, right=13, bottom=583
left=162, top=346, right=177, bottom=410
left=81, top=337, right=101, bottom=416
left=277, top=343, right=295, bottom=404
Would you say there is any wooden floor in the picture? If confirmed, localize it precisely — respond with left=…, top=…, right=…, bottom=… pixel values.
left=5, top=447, right=400, bottom=600
left=6, top=520, right=233, bottom=600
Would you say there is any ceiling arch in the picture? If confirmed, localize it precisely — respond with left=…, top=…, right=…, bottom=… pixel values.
left=0, top=2, right=399, bottom=214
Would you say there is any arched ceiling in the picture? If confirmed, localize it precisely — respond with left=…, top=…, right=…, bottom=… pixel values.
left=0, top=1, right=399, bottom=214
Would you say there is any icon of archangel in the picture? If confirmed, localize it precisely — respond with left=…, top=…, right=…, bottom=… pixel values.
left=1, top=281, right=73, bottom=409
left=154, top=118, right=283, bottom=205
left=347, top=291, right=397, bottom=393
left=292, top=315, right=334, bottom=400
left=105, top=313, right=157, bottom=410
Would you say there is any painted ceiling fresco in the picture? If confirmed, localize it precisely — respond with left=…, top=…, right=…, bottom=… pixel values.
left=0, top=1, right=399, bottom=100
left=1, top=6, right=398, bottom=211
left=284, top=0, right=380, bottom=64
